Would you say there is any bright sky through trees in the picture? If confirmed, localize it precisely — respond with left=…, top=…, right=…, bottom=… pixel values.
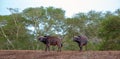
left=0, top=0, right=120, bottom=17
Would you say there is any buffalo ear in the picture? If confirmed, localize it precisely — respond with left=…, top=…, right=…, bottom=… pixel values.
left=74, top=36, right=78, bottom=38
left=38, top=36, right=46, bottom=40
left=73, top=36, right=77, bottom=40
left=43, top=36, right=47, bottom=40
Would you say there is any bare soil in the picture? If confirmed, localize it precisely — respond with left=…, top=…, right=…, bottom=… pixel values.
left=0, top=50, right=120, bottom=59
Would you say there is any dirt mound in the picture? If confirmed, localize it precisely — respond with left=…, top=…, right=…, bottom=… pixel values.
left=0, top=50, right=120, bottom=59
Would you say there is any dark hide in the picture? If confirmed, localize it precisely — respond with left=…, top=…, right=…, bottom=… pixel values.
left=73, top=35, right=88, bottom=51
left=38, top=36, right=62, bottom=52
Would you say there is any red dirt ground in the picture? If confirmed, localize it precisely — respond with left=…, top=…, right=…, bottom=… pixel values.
left=0, top=50, right=120, bottom=59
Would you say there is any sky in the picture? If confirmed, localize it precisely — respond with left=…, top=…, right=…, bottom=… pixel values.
left=0, top=0, right=120, bottom=17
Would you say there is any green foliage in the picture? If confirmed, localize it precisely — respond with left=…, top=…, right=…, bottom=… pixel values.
left=62, top=36, right=79, bottom=50
left=99, top=16, right=120, bottom=50
left=0, top=13, right=35, bottom=49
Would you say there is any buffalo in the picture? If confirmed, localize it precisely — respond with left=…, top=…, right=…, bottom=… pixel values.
left=38, top=36, right=62, bottom=52
left=73, top=35, right=88, bottom=51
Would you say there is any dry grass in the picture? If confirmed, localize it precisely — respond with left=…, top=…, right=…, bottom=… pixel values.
left=0, top=50, right=120, bottom=59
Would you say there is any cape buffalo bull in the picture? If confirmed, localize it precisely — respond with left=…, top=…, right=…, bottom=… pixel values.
left=38, top=36, right=62, bottom=52
left=73, top=35, right=88, bottom=51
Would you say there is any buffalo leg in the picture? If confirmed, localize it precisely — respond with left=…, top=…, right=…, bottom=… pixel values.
left=57, top=47, right=61, bottom=52
left=58, top=46, right=61, bottom=52
left=48, top=46, right=50, bottom=51
left=79, top=44, right=83, bottom=51
left=45, top=46, right=48, bottom=51
left=45, top=45, right=48, bottom=51
left=45, top=44, right=50, bottom=51
left=57, top=44, right=62, bottom=52
left=80, top=46, right=82, bottom=51
left=48, top=44, right=50, bottom=51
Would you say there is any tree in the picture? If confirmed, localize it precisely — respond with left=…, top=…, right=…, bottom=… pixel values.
left=99, top=16, right=120, bottom=50
left=22, top=7, right=65, bottom=50
left=115, top=9, right=120, bottom=17
left=22, top=7, right=65, bottom=36
left=0, top=8, right=34, bottom=49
